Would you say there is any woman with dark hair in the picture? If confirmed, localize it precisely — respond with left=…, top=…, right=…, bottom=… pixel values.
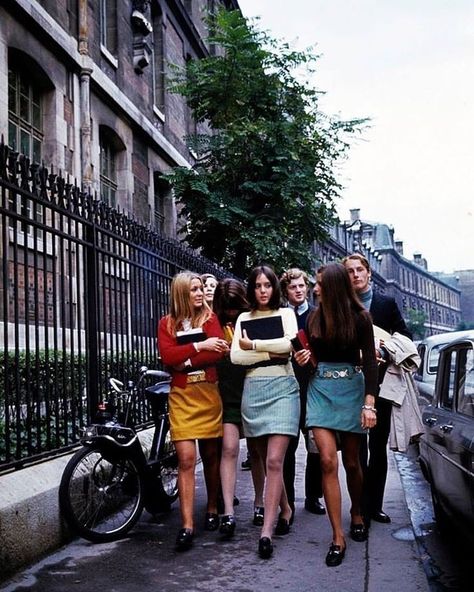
left=231, top=266, right=300, bottom=559
left=295, top=262, right=378, bottom=567
left=158, top=271, right=229, bottom=551
left=213, top=278, right=265, bottom=537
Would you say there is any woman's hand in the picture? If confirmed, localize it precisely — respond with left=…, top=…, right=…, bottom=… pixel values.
left=294, top=349, right=311, bottom=366
left=361, top=395, right=377, bottom=429
left=239, top=329, right=254, bottom=351
left=197, top=337, right=229, bottom=354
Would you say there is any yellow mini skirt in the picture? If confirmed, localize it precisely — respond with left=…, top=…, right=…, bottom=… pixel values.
left=169, top=382, right=223, bottom=441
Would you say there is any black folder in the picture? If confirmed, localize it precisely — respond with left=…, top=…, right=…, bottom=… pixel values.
left=241, top=316, right=284, bottom=340
left=176, top=328, right=207, bottom=344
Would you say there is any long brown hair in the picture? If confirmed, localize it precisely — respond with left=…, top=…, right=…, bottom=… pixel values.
left=308, top=262, right=366, bottom=344
left=166, top=271, right=212, bottom=334
left=246, top=265, right=281, bottom=310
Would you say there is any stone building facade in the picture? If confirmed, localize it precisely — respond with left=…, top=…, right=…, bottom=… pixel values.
left=312, top=208, right=462, bottom=337
left=0, top=0, right=237, bottom=238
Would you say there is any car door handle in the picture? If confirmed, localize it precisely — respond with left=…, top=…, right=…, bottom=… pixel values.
left=439, top=424, right=454, bottom=433
left=425, top=417, right=437, bottom=426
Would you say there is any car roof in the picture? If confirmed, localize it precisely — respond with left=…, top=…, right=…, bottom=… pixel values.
left=419, top=329, right=474, bottom=348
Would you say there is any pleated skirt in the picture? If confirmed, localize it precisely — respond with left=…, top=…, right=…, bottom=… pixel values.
left=306, top=363, right=366, bottom=434
left=169, top=382, right=223, bottom=441
left=241, top=376, right=300, bottom=438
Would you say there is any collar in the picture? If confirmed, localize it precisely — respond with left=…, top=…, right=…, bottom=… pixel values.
left=288, top=300, right=309, bottom=315
left=358, top=286, right=373, bottom=310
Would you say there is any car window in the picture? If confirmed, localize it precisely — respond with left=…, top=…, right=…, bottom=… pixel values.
left=416, top=344, right=426, bottom=378
left=428, top=343, right=447, bottom=373
left=458, top=346, right=474, bottom=418
left=439, top=349, right=457, bottom=410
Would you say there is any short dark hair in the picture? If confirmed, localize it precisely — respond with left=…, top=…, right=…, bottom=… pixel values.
left=246, top=265, right=281, bottom=310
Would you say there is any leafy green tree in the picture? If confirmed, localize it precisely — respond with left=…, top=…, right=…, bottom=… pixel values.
left=406, top=308, right=427, bottom=340
left=167, top=9, right=365, bottom=277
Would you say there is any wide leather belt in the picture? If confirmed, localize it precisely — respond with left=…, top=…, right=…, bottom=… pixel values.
left=317, top=366, right=362, bottom=379
left=186, top=371, right=207, bottom=384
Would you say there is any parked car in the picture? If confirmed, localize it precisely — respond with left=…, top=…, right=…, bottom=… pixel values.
left=414, top=330, right=473, bottom=402
left=418, top=330, right=474, bottom=542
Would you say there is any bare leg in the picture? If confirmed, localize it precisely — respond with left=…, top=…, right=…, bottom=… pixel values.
left=340, top=432, right=364, bottom=524
left=256, top=435, right=291, bottom=539
left=174, top=440, right=197, bottom=530
left=220, top=423, right=240, bottom=515
left=313, top=428, right=345, bottom=548
left=198, top=437, right=221, bottom=514
left=247, top=437, right=265, bottom=507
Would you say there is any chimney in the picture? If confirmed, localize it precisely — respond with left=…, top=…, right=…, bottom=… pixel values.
left=413, top=253, right=427, bottom=270
left=350, top=208, right=360, bottom=223
left=395, top=240, right=403, bottom=256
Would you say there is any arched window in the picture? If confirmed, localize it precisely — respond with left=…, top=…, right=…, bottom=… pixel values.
left=99, top=126, right=126, bottom=209
left=8, top=67, right=43, bottom=162
left=100, top=135, right=117, bottom=208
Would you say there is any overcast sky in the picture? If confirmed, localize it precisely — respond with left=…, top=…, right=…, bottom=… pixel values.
left=237, top=0, right=474, bottom=273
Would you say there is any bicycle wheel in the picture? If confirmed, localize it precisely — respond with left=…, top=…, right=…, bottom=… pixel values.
left=156, top=430, right=179, bottom=506
left=59, top=447, right=144, bottom=543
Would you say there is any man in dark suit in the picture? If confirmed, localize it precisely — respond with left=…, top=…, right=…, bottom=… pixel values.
left=343, top=253, right=412, bottom=524
left=280, top=268, right=325, bottom=518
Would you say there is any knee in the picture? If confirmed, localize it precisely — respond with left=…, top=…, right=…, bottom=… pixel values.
left=343, top=457, right=361, bottom=476
left=222, top=442, right=239, bottom=461
left=178, top=453, right=196, bottom=473
left=266, top=454, right=284, bottom=474
left=319, top=454, right=337, bottom=475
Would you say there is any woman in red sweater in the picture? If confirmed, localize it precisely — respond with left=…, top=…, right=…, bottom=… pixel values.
left=158, top=271, right=228, bottom=551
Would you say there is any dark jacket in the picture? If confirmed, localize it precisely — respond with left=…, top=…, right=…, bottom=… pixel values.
left=369, top=292, right=412, bottom=339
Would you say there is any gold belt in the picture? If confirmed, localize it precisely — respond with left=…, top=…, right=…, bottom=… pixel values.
left=186, top=371, right=207, bottom=384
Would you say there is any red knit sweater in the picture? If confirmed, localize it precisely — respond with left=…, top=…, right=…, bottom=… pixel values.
left=158, top=313, right=225, bottom=388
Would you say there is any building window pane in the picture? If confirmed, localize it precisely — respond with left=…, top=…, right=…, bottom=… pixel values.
left=100, top=136, right=118, bottom=208
left=8, top=67, right=43, bottom=162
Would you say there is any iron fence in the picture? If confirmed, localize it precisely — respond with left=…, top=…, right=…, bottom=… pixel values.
left=0, top=139, right=230, bottom=471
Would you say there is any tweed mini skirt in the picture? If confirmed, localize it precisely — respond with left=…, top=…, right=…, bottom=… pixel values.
left=306, top=362, right=366, bottom=434
left=241, top=376, right=300, bottom=438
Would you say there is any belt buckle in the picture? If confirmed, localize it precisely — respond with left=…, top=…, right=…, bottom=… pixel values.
left=187, top=371, right=206, bottom=384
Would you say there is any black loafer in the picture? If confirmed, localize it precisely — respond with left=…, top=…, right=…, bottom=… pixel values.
left=325, top=543, right=346, bottom=567
left=274, top=516, right=290, bottom=536
left=350, top=522, right=368, bottom=542
left=371, top=510, right=391, bottom=524
left=175, top=528, right=194, bottom=551
left=304, top=498, right=326, bottom=515
left=219, top=514, right=236, bottom=538
left=253, top=506, right=264, bottom=526
left=204, top=512, right=220, bottom=531
left=258, top=536, right=273, bottom=559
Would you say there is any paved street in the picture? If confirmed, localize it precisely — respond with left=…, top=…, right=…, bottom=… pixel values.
left=1, top=441, right=429, bottom=592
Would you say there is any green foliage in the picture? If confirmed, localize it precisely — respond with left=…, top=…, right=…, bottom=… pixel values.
left=455, top=320, right=474, bottom=331
left=167, top=9, right=366, bottom=277
left=0, top=350, right=152, bottom=464
left=406, top=308, right=427, bottom=341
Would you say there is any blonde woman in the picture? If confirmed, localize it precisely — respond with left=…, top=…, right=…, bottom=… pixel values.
left=158, top=271, right=228, bottom=551
left=201, top=273, right=218, bottom=308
